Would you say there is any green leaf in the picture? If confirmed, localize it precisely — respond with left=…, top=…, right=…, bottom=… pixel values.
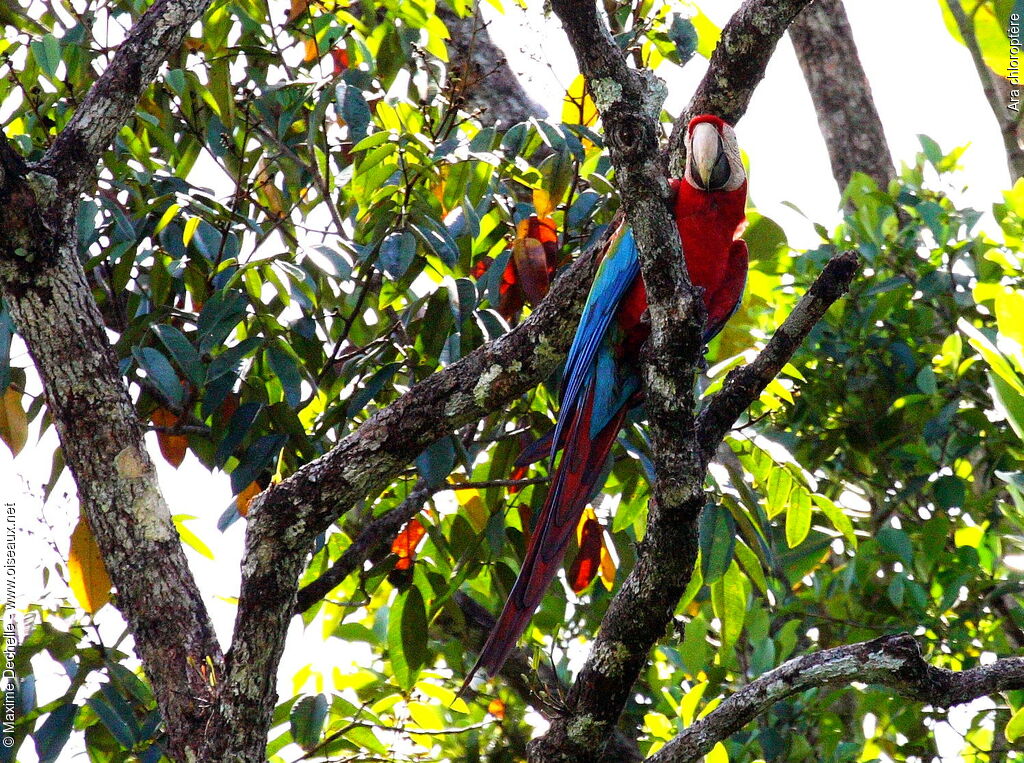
left=711, top=561, right=746, bottom=653
left=290, top=694, right=328, bottom=750
left=785, top=487, right=812, bottom=548
left=766, top=468, right=792, bottom=519
left=733, top=538, right=767, bottom=594
left=1006, top=706, right=1024, bottom=743
left=699, top=504, right=735, bottom=584
left=812, top=494, right=856, bottom=547
left=877, top=527, right=914, bottom=567
left=266, top=345, right=303, bottom=408
left=215, top=402, right=261, bottom=467
left=152, top=324, right=205, bottom=386
left=207, top=337, right=261, bottom=383
left=31, top=33, right=61, bottom=78
left=197, top=292, right=248, bottom=354
left=230, top=434, right=286, bottom=494
left=415, top=436, right=456, bottom=488
left=34, top=703, right=77, bottom=763
left=960, top=318, right=1024, bottom=394
left=991, top=371, right=1024, bottom=442
left=133, top=347, right=184, bottom=407
left=345, top=363, right=401, bottom=418
left=379, top=230, right=417, bottom=278
left=87, top=694, right=137, bottom=749
left=388, top=587, right=428, bottom=690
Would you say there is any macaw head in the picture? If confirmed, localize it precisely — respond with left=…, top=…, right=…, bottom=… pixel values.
left=683, top=115, right=745, bottom=193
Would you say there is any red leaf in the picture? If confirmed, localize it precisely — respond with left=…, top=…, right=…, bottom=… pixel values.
left=392, top=517, right=427, bottom=571
left=331, top=48, right=350, bottom=76
left=569, top=515, right=603, bottom=593
left=507, top=464, right=528, bottom=495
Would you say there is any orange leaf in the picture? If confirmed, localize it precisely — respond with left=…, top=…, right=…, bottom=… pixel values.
left=432, top=166, right=449, bottom=215
left=236, top=480, right=262, bottom=517
left=487, top=698, right=506, bottom=719
left=286, top=0, right=311, bottom=23
left=69, top=518, right=112, bottom=614
left=0, top=386, right=28, bottom=457
left=569, top=511, right=603, bottom=594
left=533, top=188, right=554, bottom=218
left=303, top=37, right=320, bottom=63
left=151, top=407, right=187, bottom=468
left=598, top=534, right=616, bottom=590
left=391, top=517, right=427, bottom=570
left=526, top=216, right=558, bottom=251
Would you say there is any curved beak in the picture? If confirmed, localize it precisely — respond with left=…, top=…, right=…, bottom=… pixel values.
left=689, top=121, right=724, bottom=191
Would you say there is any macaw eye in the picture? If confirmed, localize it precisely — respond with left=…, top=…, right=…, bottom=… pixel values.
left=708, top=149, right=731, bottom=190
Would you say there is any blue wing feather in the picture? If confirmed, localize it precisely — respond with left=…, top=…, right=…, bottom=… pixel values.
left=551, top=222, right=640, bottom=459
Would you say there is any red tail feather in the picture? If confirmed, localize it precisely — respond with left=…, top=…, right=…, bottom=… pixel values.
left=460, top=388, right=628, bottom=693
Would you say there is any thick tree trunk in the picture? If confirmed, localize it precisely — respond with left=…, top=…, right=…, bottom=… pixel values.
left=788, top=0, right=895, bottom=193
left=0, top=165, right=224, bottom=761
left=440, top=6, right=547, bottom=127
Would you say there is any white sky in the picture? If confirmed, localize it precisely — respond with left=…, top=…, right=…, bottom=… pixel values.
left=0, top=0, right=1013, bottom=760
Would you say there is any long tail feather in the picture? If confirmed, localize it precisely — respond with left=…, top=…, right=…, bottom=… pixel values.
left=460, top=387, right=628, bottom=694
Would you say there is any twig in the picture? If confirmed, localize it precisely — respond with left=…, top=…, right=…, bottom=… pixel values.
left=294, top=480, right=436, bottom=613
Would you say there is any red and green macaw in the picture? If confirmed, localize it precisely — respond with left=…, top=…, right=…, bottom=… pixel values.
left=463, top=114, right=748, bottom=688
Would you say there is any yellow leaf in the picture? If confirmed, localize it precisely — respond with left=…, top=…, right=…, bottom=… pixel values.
left=690, top=9, right=722, bottom=59
left=706, top=741, right=729, bottom=763
left=1006, top=705, right=1024, bottom=742
left=678, top=680, right=707, bottom=725
left=182, top=216, right=201, bottom=247
left=449, top=474, right=487, bottom=531
left=644, top=711, right=674, bottom=740
left=69, top=518, right=112, bottom=614
left=576, top=506, right=598, bottom=544
left=533, top=187, right=554, bottom=217
left=996, top=288, right=1024, bottom=352
left=562, top=74, right=597, bottom=127
left=598, top=532, right=616, bottom=591
left=954, top=523, right=985, bottom=549
left=0, top=386, right=28, bottom=457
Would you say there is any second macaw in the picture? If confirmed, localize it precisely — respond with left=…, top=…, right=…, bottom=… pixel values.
left=462, top=114, right=748, bottom=689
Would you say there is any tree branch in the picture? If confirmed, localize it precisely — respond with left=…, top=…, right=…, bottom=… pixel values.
left=38, top=0, right=215, bottom=197
left=648, top=633, right=1024, bottom=763
left=944, top=0, right=1024, bottom=181
left=439, top=5, right=548, bottom=128
left=788, top=0, right=896, bottom=192
left=294, top=479, right=435, bottom=614
left=527, top=1, right=817, bottom=761
left=696, top=249, right=859, bottom=463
